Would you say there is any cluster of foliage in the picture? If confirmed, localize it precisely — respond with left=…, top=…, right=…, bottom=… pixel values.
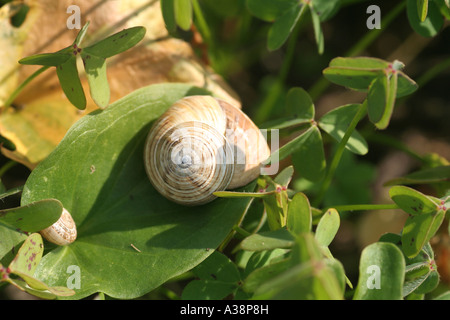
left=0, top=0, right=449, bottom=300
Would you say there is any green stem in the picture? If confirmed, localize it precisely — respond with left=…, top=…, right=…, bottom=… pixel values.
left=326, top=203, right=399, bottom=213
left=309, top=1, right=406, bottom=100
left=313, top=102, right=368, bottom=207
left=3, top=66, right=50, bottom=111
left=191, top=0, right=212, bottom=45
left=416, top=55, right=450, bottom=88
left=254, top=5, right=307, bottom=124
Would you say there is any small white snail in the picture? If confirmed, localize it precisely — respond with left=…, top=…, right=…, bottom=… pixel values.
left=39, top=208, right=77, bottom=246
left=144, top=95, right=270, bottom=206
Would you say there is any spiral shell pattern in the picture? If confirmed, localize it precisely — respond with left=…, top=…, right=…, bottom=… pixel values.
left=144, top=95, right=270, bottom=206
left=40, top=208, right=77, bottom=246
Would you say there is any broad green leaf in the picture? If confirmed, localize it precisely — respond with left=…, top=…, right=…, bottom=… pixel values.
left=8, top=233, right=43, bottom=276
left=20, top=83, right=255, bottom=300
left=417, top=0, right=429, bottom=21
left=160, top=0, right=176, bottom=32
left=239, top=228, right=295, bottom=251
left=268, top=4, right=304, bottom=51
left=291, top=125, right=326, bottom=181
left=401, top=210, right=445, bottom=258
left=18, top=51, right=72, bottom=66
left=407, top=0, right=444, bottom=37
left=353, top=242, right=405, bottom=300
left=0, top=199, right=62, bottom=233
left=246, top=0, right=298, bottom=22
left=82, top=53, right=110, bottom=108
left=56, top=57, right=86, bottom=110
left=286, top=87, right=315, bottom=122
left=83, top=27, right=146, bottom=59
left=384, top=165, right=450, bottom=186
left=287, top=192, right=312, bottom=234
left=310, top=4, right=324, bottom=54
left=389, top=185, right=438, bottom=215
left=314, top=209, right=340, bottom=248
left=318, top=104, right=368, bottom=155
left=174, top=0, right=192, bottom=31
left=373, top=71, right=397, bottom=130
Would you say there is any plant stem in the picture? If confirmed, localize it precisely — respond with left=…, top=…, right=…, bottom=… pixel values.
left=326, top=203, right=399, bottom=213
left=191, top=0, right=212, bottom=45
left=3, top=66, right=50, bottom=111
left=309, top=1, right=406, bottom=100
left=254, top=5, right=307, bottom=124
left=313, top=102, right=368, bottom=207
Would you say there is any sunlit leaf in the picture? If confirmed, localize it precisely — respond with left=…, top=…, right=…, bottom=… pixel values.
left=353, top=242, right=405, bottom=300
left=82, top=53, right=109, bottom=108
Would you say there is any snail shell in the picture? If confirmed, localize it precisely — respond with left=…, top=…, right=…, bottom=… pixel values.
left=40, top=208, right=77, bottom=245
left=144, top=95, right=270, bottom=206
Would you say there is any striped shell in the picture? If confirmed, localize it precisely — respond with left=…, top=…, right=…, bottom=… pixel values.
left=144, top=95, right=270, bottom=206
left=40, top=208, right=77, bottom=246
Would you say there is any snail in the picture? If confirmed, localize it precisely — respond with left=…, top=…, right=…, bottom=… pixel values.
left=144, top=95, right=270, bottom=206
left=40, top=208, right=77, bottom=246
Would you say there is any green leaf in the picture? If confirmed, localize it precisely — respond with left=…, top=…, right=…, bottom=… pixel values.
left=20, top=83, right=255, bottom=299
left=310, top=4, right=324, bottom=54
left=318, top=104, right=368, bottom=155
left=389, top=185, right=438, bottom=215
left=401, top=210, right=445, bottom=258
left=181, top=251, right=241, bottom=300
left=8, top=233, right=43, bottom=277
left=243, top=257, right=292, bottom=293
left=292, top=125, right=326, bottom=181
left=329, top=56, right=390, bottom=69
left=273, top=165, right=294, bottom=186
left=174, top=0, right=192, bottom=31
left=396, top=71, right=418, bottom=97
left=310, top=0, right=341, bottom=21
left=286, top=87, right=315, bottom=122
left=83, top=27, right=146, bottom=59
left=417, top=0, right=429, bottom=21
left=81, top=53, right=110, bottom=108
left=267, top=3, right=304, bottom=51
left=56, top=57, right=86, bottom=110
left=353, top=242, right=405, bottom=300
left=253, top=234, right=343, bottom=299
left=314, top=208, right=340, bottom=248
left=367, top=74, right=388, bottom=124
left=160, top=0, right=177, bottom=32
left=286, top=192, right=312, bottom=234
left=18, top=52, right=72, bottom=66
left=240, top=228, right=295, bottom=251
left=0, top=199, right=62, bottom=232
left=74, top=21, right=90, bottom=47
left=372, top=71, right=398, bottom=130
left=407, top=0, right=444, bottom=37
